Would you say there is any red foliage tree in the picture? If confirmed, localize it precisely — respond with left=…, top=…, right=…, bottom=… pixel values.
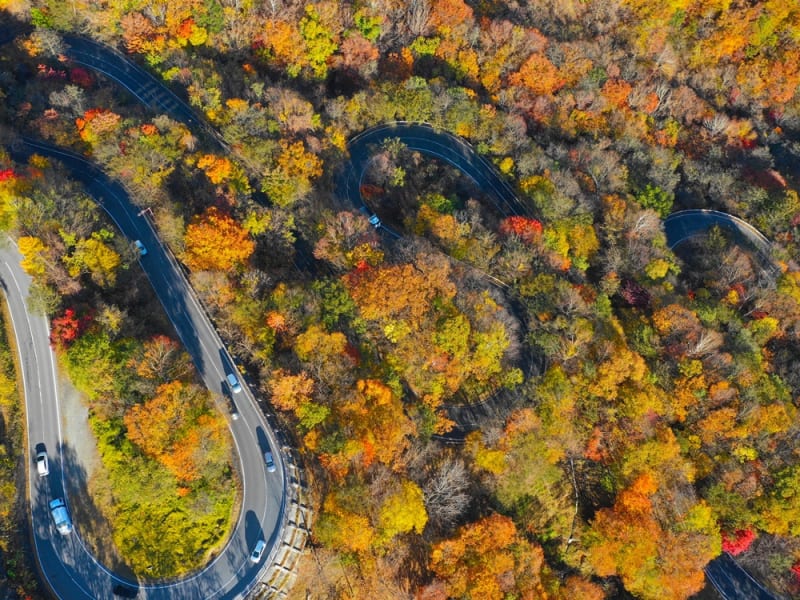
left=619, top=278, right=651, bottom=309
left=69, top=67, right=94, bottom=88
left=499, top=216, right=543, bottom=244
left=721, top=528, right=756, bottom=555
left=791, top=561, right=800, bottom=580
left=49, top=308, right=91, bottom=349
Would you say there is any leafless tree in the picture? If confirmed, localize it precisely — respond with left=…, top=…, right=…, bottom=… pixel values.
left=26, top=30, right=65, bottom=57
left=689, top=329, right=724, bottom=358
left=703, top=113, right=731, bottom=137
left=654, top=44, right=679, bottom=76
left=423, top=457, right=470, bottom=532
left=406, top=0, right=431, bottom=37
left=654, top=82, right=672, bottom=114
left=718, top=249, right=755, bottom=290
left=49, top=86, right=86, bottom=118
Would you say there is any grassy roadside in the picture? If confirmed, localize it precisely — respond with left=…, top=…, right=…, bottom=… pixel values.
left=0, top=293, right=44, bottom=599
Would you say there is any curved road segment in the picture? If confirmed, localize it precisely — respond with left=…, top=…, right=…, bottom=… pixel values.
left=343, top=125, right=780, bottom=600
left=664, top=209, right=781, bottom=279
left=0, top=26, right=780, bottom=600
left=340, top=122, right=528, bottom=223
left=10, top=137, right=286, bottom=599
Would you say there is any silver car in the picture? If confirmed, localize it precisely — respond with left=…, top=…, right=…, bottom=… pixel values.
left=249, top=539, right=266, bottom=563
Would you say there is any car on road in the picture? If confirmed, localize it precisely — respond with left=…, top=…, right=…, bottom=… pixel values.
left=227, top=373, right=242, bottom=394
left=368, top=214, right=381, bottom=228
left=35, top=450, right=49, bottom=477
left=228, top=396, right=240, bottom=421
left=49, top=498, right=73, bottom=535
left=264, top=451, right=276, bottom=473
left=134, top=240, right=147, bottom=256
left=250, top=539, right=266, bottom=563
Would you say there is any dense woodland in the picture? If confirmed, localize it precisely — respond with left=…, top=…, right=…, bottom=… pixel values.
left=2, top=0, right=800, bottom=598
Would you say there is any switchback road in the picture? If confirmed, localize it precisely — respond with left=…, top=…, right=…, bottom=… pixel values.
left=0, top=25, right=781, bottom=600
left=8, top=136, right=286, bottom=599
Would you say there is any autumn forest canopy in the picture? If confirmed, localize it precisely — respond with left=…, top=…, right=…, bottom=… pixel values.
left=3, top=0, right=800, bottom=597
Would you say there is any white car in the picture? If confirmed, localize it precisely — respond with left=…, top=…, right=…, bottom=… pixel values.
left=249, top=539, right=266, bottom=563
left=49, top=498, right=73, bottom=535
left=134, top=240, right=147, bottom=256
left=35, top=451, right=49, bottom=477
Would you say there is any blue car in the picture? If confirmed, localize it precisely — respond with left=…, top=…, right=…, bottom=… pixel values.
left=49, top=498, right=73, bottom=535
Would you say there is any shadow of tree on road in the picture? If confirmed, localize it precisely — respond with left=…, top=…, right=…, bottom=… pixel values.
left=60, top=443, right=137, bottom=580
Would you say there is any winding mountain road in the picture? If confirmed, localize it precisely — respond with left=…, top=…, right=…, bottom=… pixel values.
left=342, top=124, right=781, bottom=600
left=0, top=25, right=781, bottom=600
left=339, top=122, right=528, bottom=222
left=9, top=136, right=286, bottom=599
left=59, top=34, right=223, bottom=151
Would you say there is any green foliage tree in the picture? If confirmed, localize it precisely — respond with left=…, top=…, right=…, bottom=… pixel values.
left=636, top=184, right=674, bottom=218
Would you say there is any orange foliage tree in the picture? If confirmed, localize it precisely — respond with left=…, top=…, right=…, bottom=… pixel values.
left=585, top=472, right=718, bottom=599
left=182, top=206, right=255, bottom=271
left=510, top=53, right=565, bottom=96
left=257, top=19, right=308, bottom=77
left=499, top=215, right=543, bottom=245
left=429, top=0, right=474, bottom=35
left=344, top=258, right=456, bottom=329
left=197, top=154, right=234, bottom=185
left=76, top=108, right=122, bottom=145
left=338, top=378, right=416, bottom=469
left=124, top=381, right=229, bottom=483
left=428, top=513, right=547, bottom=600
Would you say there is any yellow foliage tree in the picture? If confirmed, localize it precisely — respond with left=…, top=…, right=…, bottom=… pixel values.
left=262, top=140, right=323, bottom=207
left=293, top=324, right=346, bottom=362
left=182, top=207, right=255, bottom=272
left=269, top=369, right=315, bottom=412
left=18, top=236, right=47, bottom=276
left=316, top=489, right=376, bottom=553
left=378, top=480, right=428, bottom=543
left=65, top=234, right=121, bottom=287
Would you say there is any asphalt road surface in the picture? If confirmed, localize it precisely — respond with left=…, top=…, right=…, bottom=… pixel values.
left=340, top=122, right=528, bottom=224
left=8, top=137, right=286, bottom=599
left=664, top=209, right=781, bottom=280
left=705, top=553, right=780, bottom=600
